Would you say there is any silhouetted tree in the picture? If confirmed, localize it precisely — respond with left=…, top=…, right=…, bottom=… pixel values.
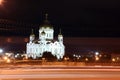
left=42, top=52, right=57, bottom=61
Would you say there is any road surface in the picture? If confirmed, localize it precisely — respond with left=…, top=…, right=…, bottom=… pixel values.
left=0, top=66, right=120, bottom=80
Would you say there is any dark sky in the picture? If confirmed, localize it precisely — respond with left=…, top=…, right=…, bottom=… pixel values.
left=1, top=0, right=120, bottom=54
left=0, top=0, right=120, bottom=37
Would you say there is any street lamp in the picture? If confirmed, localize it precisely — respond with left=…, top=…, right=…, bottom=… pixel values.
left=85, top=58, right=88, bottom=61
left=95, top=56, right=99, bottom=61
left=112, top=58, right=116, bottom=62
left=95, top=52, right=99, bottom=56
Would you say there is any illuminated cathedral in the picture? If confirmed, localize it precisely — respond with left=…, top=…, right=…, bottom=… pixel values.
left=26, top=14, right=65, bottom=60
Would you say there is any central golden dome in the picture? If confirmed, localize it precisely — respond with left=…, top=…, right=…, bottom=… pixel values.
left=40, top=14, right=53, bottom=29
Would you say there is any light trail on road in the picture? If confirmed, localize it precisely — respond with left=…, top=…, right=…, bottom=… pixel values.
left=0, top=71, right=120, bottom=79
left=0, top=66, right=120, bottom=80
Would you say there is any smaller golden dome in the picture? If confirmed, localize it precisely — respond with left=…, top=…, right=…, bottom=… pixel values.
left=30, top=29, right=35, bottom=37
left=58, top=29, right=63, bottom=37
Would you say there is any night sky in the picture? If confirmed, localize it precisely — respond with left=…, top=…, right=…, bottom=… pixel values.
left=0, top=0, right=120, bottom=54
left=0, top=0, right=120, bottom=37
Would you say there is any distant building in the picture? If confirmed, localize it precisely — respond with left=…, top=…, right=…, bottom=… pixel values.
left=26, top=14, right=65, bottom=60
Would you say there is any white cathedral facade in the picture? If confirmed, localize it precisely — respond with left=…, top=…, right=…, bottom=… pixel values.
left=26, top=14, right=65, bottom=60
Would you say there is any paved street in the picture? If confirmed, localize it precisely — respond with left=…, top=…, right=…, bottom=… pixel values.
left=0, top=66, right=120, bottom=80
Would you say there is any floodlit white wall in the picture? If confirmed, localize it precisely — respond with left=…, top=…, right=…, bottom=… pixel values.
left=26, top=20, right=65, bottom=60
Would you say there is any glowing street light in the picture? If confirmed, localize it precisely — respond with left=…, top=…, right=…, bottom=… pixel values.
left=95, top=56, right=99, bottom=61
left=112, top=58, right=116, bottom=62
left=95, top=52, right=99, bottom=56
left=85, top=58, right=88, bottom=61
left=0, top=49, right=3, bottom=53
left=6, top=59, right=11, bottom=63
left=3, top=56, right=8, bottom=60
left=0, top=0, right=3, bottom=5
left=0, top=0, right=6, bottom=7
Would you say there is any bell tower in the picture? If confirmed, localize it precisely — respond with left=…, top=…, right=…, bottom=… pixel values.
left=58, top=29, right=63, bottom=43
left=29, top=29, right=35, bottom=43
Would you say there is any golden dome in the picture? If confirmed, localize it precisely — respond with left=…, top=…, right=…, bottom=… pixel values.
left=40, top=14, right=53, bottom=29
left=58, top=29, right=63, bottom=36
left=30, top=29, right=35, bottom=37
